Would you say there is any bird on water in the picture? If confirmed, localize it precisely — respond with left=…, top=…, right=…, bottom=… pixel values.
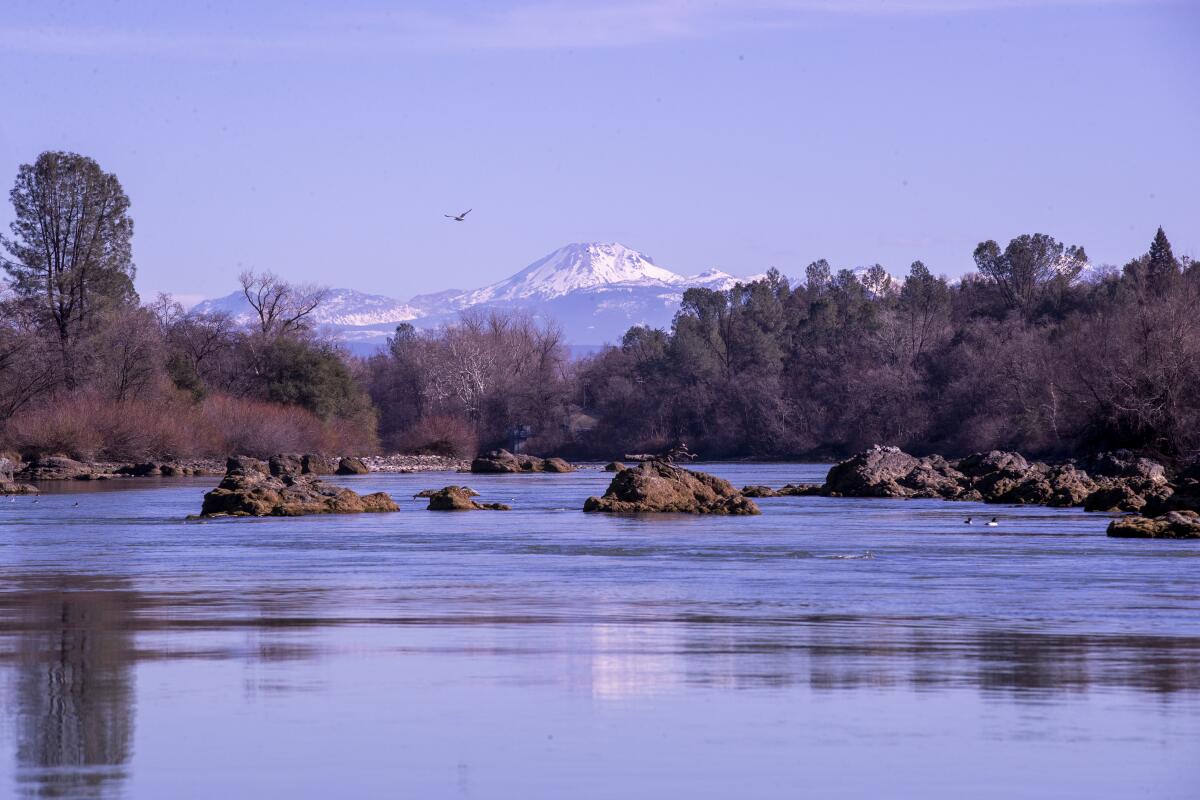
left=986, top=517, right=999, bottom=526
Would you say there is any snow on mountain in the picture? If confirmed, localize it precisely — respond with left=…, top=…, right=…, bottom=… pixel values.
left=188, top=243, right=762, bottom=350
left=455, top=242, right=684, bottom=305
left=192, top=287, right=420, bottom=327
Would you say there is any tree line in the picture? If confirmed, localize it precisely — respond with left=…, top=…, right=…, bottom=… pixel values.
left=2, top=151, right=1196, bottom=463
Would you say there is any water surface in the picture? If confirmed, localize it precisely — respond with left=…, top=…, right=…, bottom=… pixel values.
left=1, top=464, right=1198, bottom=798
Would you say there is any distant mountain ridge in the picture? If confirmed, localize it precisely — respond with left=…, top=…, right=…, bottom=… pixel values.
left=192, top=242, right=762, bottom=351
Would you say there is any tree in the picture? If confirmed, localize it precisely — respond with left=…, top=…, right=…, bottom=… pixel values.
left=973, top=234, right=1086, bottom=311
left=1147, top=226, right=1179, bottom=278
left=238, top=270, right=328, bottom=337
left=0, top=151, right=136, bottom=384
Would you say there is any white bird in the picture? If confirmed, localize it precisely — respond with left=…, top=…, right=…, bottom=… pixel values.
left=986, top=517, right=999, bottom=527
left=444, top=208, right=472, bottom=222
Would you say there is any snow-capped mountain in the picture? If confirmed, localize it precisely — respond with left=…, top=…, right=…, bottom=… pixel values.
left=192, top=288, right=420, bottom=328
left=191, top=243, right=761, bottom=351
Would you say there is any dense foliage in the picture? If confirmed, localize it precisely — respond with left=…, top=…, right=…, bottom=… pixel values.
left=575, top=231, right=1199, bottom=462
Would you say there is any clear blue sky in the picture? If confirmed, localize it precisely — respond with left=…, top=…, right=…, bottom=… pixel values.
left=1, top=0, right=1196, bottom=303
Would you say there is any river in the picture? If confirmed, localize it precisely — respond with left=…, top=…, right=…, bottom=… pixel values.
left=1, top=464, right=1197, bottom=798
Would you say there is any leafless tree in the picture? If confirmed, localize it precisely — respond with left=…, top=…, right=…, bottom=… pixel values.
left=238, top=270, right=328, bottom=337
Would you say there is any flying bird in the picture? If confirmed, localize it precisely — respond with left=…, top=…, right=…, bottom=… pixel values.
left=444, top=209, right=472, bottom=222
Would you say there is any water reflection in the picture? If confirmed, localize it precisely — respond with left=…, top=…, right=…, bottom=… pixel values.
left=4, top=577, right=137, bottom=799
left=2, top=575, right=1199, bottom=798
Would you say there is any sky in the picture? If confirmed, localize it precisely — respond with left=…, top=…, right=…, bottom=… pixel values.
left=0, top=0, right=1197, bottom=304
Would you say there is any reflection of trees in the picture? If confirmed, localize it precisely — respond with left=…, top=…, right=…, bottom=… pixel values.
left=671, top=620, right=1200, bottom=697
left=10, top=577, right=137, bottom=799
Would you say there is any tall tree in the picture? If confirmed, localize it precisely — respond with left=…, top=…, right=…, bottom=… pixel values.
left=1, top=151, right=136, bottom=384
left=1147, top=226, right=1180, bottom=280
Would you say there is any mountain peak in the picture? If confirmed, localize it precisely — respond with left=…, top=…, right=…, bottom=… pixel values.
left=461, top=241, right=685, bottom=304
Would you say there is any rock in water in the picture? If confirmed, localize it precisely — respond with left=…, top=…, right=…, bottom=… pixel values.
left=199, top=455, right=398, bottom=517
left=822, top=445, right=922, bottom=497
left=426, top=486, right=510, bottom=511
left=604, top=461, right=627, bottom=472
left=17, top=456, right=93, bottom=481
left=584, top=461, right=760, bottom=515
left=336, top=457, right=370, bottom=475
left=269, top=453, right=304, bottom=477
left=1107, top=511, right=1200, bottom=539
left=302, top=453, right=337, bottom=475
left=415, top=485, right=479, bottom=498
left=470, top=449, right=575, bottom=474
left=741, top=485, right=780, bottom=497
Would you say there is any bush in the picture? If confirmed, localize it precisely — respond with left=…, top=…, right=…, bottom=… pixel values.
left=0, top=392, right=378, bottom=461
left=393, top=414, right=477, bottom=457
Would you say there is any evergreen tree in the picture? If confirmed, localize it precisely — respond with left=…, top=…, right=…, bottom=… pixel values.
left=1147, top=226, right=1179, bottom=278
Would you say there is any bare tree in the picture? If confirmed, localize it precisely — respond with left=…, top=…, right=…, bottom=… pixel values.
left=238, top=270, right=328, bottom=337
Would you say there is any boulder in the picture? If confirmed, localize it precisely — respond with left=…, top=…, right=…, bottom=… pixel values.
left=302, top=453, right=337, bottom=475
left=426, top=486, right=510, bottom=511
left=1107, top=511, right=1200, bottom=540
left=414, top=485, right=479, bottom=498
left=822, top=446, right=921, bottom=498
left=987, top=465, right=1097, bottom=507
left=1086, top=484, right=1150, bottom=513
left=777, top=483, right=824, bottom=496
left=470, top=449, right=574, bottom=474
left=336, top=457, right=370, bottom=475
left=1140, top=463, right=1200, bottom=517
left=198, top=458, right=398, bottom=518
left=604, top=461, right=628, bottom=472
left=741, top=485, right=779, bottom=498
left=1082, top=451, right=1168, bottom=484
left=471, top=449, right=523, bottom=473
left=955, top=451, right=1030, bottom=479
left=898, top=461, right=968, bottom=499
left=116, top=462, right=162, bottom=477
left=18, top=456, right=92, bottom=481
left=269, top=453, right=304, bottom=477
left=584, top=461, right=760, bottom=515
left=0, top=481, right=39, bottom=495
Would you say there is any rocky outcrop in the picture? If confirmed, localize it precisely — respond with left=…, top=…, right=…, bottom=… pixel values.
left=112, top=462, right=220, bottom=474
left=778, top=483, right=823, bottom=496
left=426, top=486, right=510, bottom=511
left=584, top=461, right=760, bottom=515
left=0, top=456, right=38, bottom=494
left=302, top=453, right=337, bottom=475
left=198, top=455, right=398, bottom=518
left=604, top=461, right=627, bottom=472
left=818, top=445, right=1179, bottom=512
left=1107, top=511, right=1200, bottom=539
left=17, top=456, right=93, bottom=481
left=823, top=446, right=920, bottom=498
left=470, top=449, right=575, bottom=474
left=414, top=486, right=480, bottom=498
left=741, top=483, right=823, bottom=498
left=1080, top=451, right=1168, bottom=484
left=336, top=457, right=370, bottom=475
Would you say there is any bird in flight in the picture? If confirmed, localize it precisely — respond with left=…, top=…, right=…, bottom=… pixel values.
left=444, top=208, right=472, bottom=222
